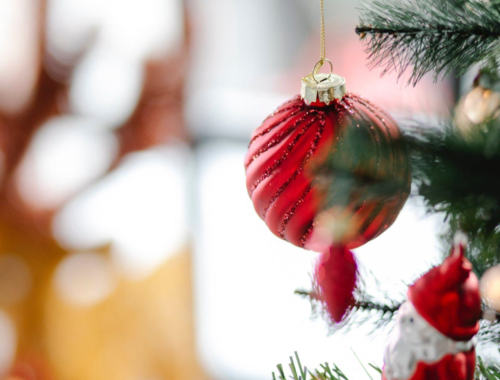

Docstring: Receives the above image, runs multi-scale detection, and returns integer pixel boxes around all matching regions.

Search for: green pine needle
[272,352,379,380]
[477,355,500,379]
[404,122,500,276]
[274,352,500,380]
[356,0,500,85]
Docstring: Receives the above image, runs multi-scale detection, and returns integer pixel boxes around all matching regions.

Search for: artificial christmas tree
[260,0,500,379]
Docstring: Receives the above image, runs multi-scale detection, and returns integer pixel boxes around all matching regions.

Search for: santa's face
[383,302,475,380]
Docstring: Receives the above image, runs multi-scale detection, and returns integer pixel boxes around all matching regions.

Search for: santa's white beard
[383,301,475,380]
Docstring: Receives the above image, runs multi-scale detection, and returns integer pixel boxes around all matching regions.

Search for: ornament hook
[301,0,346,104]
[312,59,333,83]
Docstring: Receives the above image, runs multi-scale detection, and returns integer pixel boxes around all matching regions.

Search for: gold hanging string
[320,0,326,64]
[313,0,332,83]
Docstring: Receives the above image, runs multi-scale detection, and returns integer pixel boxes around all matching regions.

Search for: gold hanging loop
[311,0,332,83]
[312,58,333,83]
[301,0,346,105]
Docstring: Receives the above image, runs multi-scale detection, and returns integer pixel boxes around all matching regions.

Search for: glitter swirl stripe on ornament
[244,72,411,251]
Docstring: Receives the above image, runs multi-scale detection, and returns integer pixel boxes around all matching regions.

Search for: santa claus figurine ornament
[383,237,482,380]
[244,0,410,322]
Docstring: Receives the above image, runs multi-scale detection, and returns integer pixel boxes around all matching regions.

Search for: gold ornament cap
[301,60,346,106]
[303,1,345,106]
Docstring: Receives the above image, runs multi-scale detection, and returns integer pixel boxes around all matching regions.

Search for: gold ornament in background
[480,265,500,312]
[464,87,500,124]
[455,86,500,135]
[455,68,500,136]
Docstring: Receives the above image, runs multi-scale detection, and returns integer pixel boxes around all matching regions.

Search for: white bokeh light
[46,0,183,68]
[70,48,144,128]
[0,0,38,115]
[51,0,185,128]
[46,0,104,67]
[99,0,184,61]
[0,310,16,375]
[54,251,116,307]
[16,115,118,210]
[53,146,190,280]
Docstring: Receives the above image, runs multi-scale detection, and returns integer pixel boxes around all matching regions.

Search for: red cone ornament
[315,245,358,323]
[245,71,410,251]
[383,238,482,380]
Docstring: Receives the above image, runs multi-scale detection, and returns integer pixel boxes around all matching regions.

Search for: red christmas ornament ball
[244,92,410,250]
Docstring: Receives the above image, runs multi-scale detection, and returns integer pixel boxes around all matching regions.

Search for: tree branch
[356,0,500,85]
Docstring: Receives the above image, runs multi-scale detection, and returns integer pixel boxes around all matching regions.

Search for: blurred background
[0,1,458,379]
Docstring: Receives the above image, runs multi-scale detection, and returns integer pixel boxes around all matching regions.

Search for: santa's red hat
[408,238,482,341]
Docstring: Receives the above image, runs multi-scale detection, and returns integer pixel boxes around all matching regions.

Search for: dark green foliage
[356,0,500,85]
[319,116,500,276]
[405,122,500,276]
[312,112,409,211]
[297,115,500,341]
[313,106,500,275]
[478,320,500,347]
